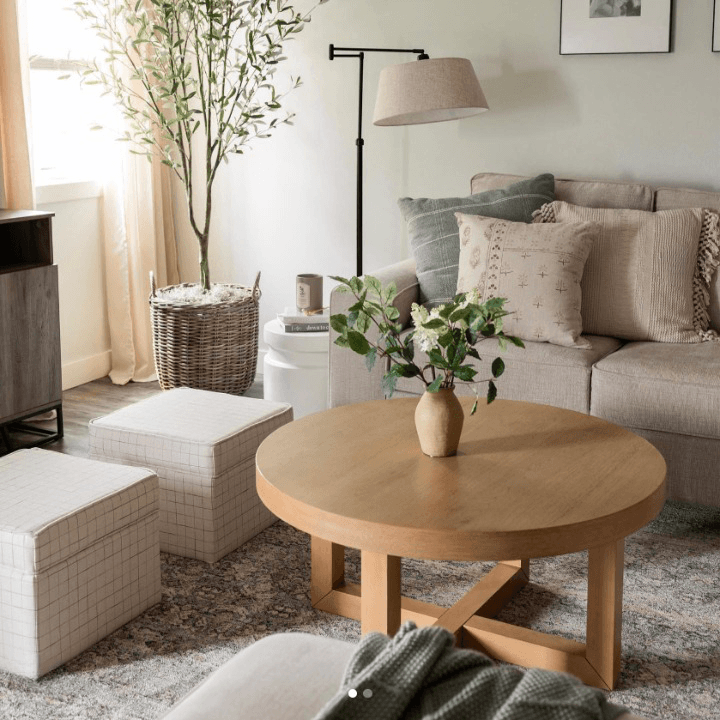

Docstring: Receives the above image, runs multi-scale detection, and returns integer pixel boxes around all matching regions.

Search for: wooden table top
[256,398,666,561]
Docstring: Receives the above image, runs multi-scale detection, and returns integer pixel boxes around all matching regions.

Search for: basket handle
[149,271,157,298]
[252,271,261,303]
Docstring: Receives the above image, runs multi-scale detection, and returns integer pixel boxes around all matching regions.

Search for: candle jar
[296,274,323,313]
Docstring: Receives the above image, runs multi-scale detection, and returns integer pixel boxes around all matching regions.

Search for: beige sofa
[329,173,720,507]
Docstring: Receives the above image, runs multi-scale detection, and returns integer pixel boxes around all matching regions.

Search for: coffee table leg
[310,536,345,605]
[586,538,624,689]
[361,550,401,636]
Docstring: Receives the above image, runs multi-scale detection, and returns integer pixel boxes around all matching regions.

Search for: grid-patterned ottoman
[89,388,293,563]
[0,448,161,679]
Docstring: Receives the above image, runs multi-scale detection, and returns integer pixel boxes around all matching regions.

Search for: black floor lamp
[329,44,489,277]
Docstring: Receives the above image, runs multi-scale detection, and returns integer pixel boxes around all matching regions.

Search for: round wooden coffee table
[256,397,666,690]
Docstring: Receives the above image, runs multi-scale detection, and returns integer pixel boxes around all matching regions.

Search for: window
[26,0,114,186]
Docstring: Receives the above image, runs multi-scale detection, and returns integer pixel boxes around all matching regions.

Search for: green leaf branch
[330,276,525,414]
[74,0,323,291]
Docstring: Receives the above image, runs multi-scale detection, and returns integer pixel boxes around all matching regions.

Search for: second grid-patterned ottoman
[0,448,161,678]
[89,388,293,563]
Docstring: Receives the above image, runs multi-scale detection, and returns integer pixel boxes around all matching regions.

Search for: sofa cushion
[394,333,622,414]
[655,186,720,333]
[471,172,653,210]
[591,341,720,440]
[534,202,720,343]
[455,212,598,348]
[398,174,554,308]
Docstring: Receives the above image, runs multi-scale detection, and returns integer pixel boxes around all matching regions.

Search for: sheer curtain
[103,144,180,384]
[97,20,181,384]
[18,0,181,384]
[0,0,34,210]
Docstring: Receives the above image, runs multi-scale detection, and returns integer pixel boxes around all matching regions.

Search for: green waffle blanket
[314,622,629,720]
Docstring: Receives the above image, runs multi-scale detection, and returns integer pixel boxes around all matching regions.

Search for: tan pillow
[455,212,599,348]
[533,201,720,343]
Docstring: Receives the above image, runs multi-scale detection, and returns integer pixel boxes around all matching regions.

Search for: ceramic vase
[414,387,464,457]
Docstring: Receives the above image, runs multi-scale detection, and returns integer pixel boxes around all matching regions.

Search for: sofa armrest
[329,258,419,408]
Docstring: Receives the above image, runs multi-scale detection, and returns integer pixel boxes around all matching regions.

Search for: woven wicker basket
[149,272,261,396]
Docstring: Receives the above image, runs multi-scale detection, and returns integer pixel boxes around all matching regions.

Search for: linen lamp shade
[373,57,488,126]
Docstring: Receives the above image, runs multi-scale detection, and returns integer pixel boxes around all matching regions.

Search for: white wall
[174,0,720,349]
[37,189,111,389]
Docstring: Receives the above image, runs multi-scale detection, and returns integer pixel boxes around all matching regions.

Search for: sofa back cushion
[534,201,719,343]
[471,172,653,210]
[398,174,554,308]
[655,187,720,332]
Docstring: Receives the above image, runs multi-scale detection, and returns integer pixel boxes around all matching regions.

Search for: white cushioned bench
[89,388,293,563]
[0,449,161,679]
[161,633,650,720]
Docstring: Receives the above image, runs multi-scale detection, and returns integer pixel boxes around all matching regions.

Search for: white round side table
[263,318,329,419]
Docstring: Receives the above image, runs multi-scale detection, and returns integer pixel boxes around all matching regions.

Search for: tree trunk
[199,238,210,292]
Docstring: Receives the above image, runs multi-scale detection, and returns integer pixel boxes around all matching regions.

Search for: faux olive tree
[75,0,319,291]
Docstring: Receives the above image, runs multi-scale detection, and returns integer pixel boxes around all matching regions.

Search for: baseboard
[62,350,112,390]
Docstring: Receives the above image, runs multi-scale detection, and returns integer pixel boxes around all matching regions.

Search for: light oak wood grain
[310,537,345,605]
[257,398,666,561]
[360,551,401,635]
[463,615,609,689]
[314,583,445,627]
[257,397,666,690]
[433,562,528,638]
[586,539,624,687]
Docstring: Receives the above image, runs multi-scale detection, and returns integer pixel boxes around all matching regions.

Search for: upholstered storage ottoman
[88,388,293,563]
[0,448,161,679]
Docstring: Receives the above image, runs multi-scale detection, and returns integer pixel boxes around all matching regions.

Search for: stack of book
[277,307,329,333]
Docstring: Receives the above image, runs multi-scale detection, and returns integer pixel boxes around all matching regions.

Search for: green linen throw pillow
[398,173,555,307]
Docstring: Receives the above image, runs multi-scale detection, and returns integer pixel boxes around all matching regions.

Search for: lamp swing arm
[329,44,429,277]
[329,44,429,60]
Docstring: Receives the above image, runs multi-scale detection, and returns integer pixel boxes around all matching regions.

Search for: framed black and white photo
[714,0,720,51]
[560,0,672,55]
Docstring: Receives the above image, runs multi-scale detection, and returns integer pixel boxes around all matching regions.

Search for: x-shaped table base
[310,536,623,690]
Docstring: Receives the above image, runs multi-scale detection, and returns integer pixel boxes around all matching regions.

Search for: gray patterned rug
[1,500,718,720]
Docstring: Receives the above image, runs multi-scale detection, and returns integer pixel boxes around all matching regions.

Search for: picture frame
[714,0,720,51]
[560,0,673,55]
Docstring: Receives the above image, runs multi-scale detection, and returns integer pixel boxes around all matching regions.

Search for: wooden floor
[2,376,264,458]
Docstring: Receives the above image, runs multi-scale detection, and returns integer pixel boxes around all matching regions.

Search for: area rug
[0,500,718,719]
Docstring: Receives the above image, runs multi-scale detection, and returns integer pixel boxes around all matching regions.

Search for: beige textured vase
[414,387,465,457]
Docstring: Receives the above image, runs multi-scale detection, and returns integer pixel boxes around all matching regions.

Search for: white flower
[412,303,444,353]
[458,288,481,309]
[409,303,429,327]
[415,329,441,353]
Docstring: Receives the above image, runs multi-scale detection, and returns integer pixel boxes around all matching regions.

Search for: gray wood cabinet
[0,210,63,452]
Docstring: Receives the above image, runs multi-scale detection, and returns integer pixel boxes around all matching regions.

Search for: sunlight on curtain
[0,0,34,210]
[103,146,179,384]
[25,0,180,384]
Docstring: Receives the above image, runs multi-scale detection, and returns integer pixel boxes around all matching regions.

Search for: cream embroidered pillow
[455,212,599,348]
[533,202,720,343]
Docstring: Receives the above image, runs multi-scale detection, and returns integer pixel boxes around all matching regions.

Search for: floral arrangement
[330,275,524,414]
